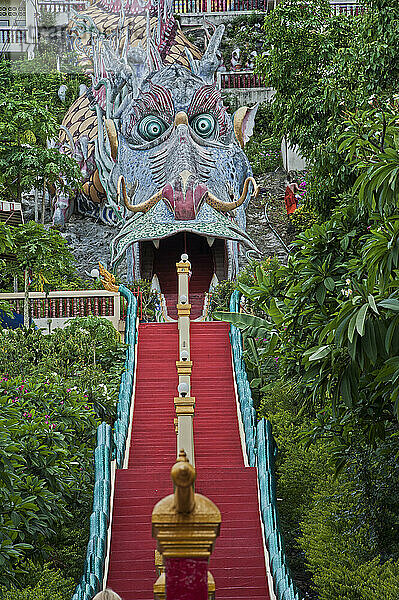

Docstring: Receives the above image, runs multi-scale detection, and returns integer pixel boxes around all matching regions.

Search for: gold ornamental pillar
[152,451,221,600]
[176,254,191,377]
[175,255,195,466]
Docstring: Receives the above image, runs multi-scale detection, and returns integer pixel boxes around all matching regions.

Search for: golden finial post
[152,452,221,600]
[171,450,196,514]
[98,263,119,292]
[175,255,195,466]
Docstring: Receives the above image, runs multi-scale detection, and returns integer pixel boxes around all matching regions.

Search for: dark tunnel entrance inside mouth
[140,232,227,319]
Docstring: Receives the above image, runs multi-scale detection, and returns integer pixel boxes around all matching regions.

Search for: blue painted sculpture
[57,0,259,287]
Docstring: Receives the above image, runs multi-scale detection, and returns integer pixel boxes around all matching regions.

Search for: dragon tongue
[162,181,208,220]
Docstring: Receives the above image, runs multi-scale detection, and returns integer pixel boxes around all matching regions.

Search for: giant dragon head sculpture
[59,15,259,282]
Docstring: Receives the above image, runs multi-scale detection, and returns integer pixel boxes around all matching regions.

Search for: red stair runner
[107,322,270,600]
[192,322,269,599]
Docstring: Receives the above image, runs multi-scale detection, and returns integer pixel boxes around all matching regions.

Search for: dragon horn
[117,176,163,213]
[206,177,259,212]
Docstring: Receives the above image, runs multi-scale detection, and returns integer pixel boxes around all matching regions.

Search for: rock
[241,168,292,268]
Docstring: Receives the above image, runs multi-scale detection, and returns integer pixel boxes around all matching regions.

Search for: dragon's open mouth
[140,232,222,320]
[109,192,259,319]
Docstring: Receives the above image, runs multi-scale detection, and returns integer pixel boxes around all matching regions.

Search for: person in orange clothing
[284,175,300,215]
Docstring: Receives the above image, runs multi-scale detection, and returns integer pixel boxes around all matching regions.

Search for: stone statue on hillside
[55,0,259,281]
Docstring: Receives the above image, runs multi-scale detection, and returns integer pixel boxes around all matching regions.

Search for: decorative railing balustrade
[0,27,27,44]
[330,2,364,15]
[217,70,265,89]
[0,287,150,331]
[173,0,269,12]
[229,289,300,600]
[173,0,362,14]
[31,0,363,19]
[0,290,121,332]
[38,0,89,12]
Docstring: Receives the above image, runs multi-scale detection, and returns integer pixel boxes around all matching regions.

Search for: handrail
[229,290,257,466]
[71,285,138,600]
[71,426,113,599]
[114,285,138,468]
[257,419,300,600]
[228,289,301,600]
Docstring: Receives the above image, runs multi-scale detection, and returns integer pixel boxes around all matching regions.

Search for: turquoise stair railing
[113,285,138,468]
[71,286,138,600]
[229,290,257,467]
[229,289,301,600]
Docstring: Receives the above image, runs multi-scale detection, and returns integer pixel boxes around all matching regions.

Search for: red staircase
[192,322,269,599]
[107,323,177,598]
[106,321,270,600]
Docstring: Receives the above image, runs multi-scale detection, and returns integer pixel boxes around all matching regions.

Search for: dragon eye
[190,114,216,138]
[138,115,168,141]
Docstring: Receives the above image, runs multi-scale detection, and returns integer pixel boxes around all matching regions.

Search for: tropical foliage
[256,0,399,215]
[0,61,84,208]
[216,18,399,597]
[3,222,76,290]
[0,318,125,589]
[259,380,399,599]
[0,94,81,206]
[217,100,399,454]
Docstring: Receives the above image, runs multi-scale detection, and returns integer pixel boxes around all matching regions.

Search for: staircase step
[106,321,270,600]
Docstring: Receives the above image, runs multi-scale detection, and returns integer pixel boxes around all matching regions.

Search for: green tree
[0,94,81,217]
[256,0,399,215]
[215,102,399,456]
[5,223,75,326]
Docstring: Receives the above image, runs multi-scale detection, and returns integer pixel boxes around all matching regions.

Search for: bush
[245,136,282,175]
[258,379,399,598]
[0,317,125,584]
[209,280,236,317]
[300,481,399,600]
[0,372,98,584]
[289,206,320,232]
[0,317,125,421]
[259,380,333,594]
[47,525,89,582]
[0,564,75,600]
